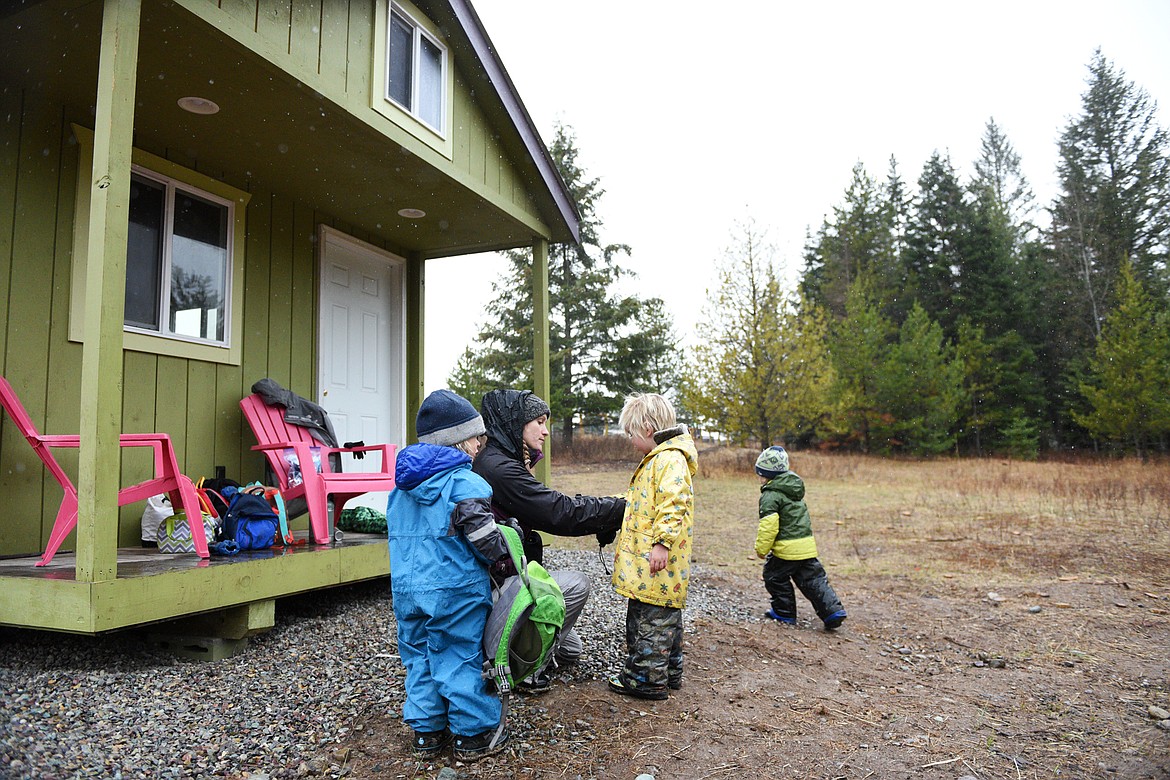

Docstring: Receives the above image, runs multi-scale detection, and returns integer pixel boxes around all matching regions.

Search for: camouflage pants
[622,599,683,689]
[763,555,843,621]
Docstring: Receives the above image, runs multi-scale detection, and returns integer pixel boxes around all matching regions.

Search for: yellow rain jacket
[612,428,698,609]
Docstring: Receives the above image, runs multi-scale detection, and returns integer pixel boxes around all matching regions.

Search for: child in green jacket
[753,446,846,630]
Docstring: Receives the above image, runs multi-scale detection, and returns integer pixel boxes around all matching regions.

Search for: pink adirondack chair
[0,376,208,566]
[239,393,396,544]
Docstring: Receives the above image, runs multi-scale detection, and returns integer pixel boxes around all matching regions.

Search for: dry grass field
[340,440,1170,779]
[553,444,1170,588]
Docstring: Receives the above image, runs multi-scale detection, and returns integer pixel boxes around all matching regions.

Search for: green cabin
[0,0,573,639]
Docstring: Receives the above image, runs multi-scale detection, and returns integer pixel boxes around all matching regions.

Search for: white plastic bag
[141,494,173,543]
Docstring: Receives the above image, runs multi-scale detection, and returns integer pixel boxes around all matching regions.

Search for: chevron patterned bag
[155,493,220,554]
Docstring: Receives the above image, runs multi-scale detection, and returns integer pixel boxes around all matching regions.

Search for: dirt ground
[327,567,1170,780]
[316,455,1170,779]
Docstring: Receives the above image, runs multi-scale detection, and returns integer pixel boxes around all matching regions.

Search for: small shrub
[1001,415,1040,460]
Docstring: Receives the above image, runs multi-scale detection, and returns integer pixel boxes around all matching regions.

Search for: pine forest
[453,51,1170,459]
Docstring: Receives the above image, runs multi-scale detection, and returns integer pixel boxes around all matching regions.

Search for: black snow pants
[763,555,843,621]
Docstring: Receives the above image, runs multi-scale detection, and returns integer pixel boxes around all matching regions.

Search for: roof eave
[448,0,580,246]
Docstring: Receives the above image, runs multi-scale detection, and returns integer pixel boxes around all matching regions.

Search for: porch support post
[77,0,141,582]
[404,253,425,442]
[532,237,551,484]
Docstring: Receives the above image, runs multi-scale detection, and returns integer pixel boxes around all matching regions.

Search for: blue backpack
[220,486,281,551]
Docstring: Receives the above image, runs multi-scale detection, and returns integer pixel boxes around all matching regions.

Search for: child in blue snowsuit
[387,389,511,761]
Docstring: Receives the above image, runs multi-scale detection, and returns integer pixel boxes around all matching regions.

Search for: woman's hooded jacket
[472,389,625,564]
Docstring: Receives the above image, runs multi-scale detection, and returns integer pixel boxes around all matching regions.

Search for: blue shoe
[823,610,847,630]
[765,609,796,625]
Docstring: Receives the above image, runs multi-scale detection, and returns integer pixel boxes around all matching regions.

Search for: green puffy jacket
[754,472,818,561]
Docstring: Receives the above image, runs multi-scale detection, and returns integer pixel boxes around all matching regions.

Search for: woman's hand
[649,543,669,573]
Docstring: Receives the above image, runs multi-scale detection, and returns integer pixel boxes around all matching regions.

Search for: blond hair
[619,392,676,436]
[453,436,481,458]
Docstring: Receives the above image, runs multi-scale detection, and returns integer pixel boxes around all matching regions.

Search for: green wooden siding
[0,0,549,559]
[176,0,541,226]
[0,90,75,557]
[0,90,418,556]
[0,541,390,633]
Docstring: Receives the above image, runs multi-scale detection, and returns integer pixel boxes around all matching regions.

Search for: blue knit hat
[416,389,485,447]
[754,446,790,479]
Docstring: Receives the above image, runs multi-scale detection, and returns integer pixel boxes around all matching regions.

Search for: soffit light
[398,208,426,219]
[177,96,220,115]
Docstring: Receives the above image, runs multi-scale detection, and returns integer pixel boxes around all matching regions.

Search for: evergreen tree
[954,321,1044,455]
[874,303,965,455]
[1051,50,1170,346]
[448,346,497,408]
[1074,260,1170,456]
[595,297,682,416]
[463,250,538,391]
[961,192,1018,337]
[1001,238,1067,450]
[964,119,1039,338]
[903,152,972,336]
[885,156,911,281]
[825,277,893,452]
[972,118,1037,247]
[801,163,901,319]
[450,124,669,441]
[954,321,997,455]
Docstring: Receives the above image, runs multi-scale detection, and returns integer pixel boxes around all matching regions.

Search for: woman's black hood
[480,389,548,461]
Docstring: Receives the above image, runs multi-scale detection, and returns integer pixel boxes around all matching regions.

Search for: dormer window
[387,4,446,134]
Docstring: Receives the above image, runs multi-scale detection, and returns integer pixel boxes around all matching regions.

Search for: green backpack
[482,524,566,693]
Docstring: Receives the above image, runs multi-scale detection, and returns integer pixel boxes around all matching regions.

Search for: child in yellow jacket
[608,393,698,701]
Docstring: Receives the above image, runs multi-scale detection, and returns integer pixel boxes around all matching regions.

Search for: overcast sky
[424,0,1170,392]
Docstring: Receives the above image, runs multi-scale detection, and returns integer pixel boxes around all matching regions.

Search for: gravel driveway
[0,547,757,779]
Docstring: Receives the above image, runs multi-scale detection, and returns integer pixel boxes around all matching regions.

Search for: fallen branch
[919,756,963,768]
[827,706,881,727]
[695,763,742,780]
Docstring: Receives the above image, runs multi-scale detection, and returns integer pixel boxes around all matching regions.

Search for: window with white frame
[386,4,446,133]
[125,168,232,346]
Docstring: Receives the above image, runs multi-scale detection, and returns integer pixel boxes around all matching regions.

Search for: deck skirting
[0,535,389,634]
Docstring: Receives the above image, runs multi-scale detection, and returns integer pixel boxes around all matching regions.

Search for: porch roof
[0,0,578,258]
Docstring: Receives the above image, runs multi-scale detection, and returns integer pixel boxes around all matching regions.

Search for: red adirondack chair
[239,393,396,544]
[0,376,208,566]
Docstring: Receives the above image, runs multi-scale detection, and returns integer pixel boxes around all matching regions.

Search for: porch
[0,0,573,644]
[0,531,389,636]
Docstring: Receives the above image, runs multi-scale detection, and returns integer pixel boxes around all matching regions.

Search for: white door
[317,227,406,509]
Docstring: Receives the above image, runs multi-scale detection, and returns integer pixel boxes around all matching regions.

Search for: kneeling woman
[473,389,625,687]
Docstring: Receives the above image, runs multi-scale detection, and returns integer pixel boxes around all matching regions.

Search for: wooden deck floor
[0,531,382,579]
[0,532,390,634]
